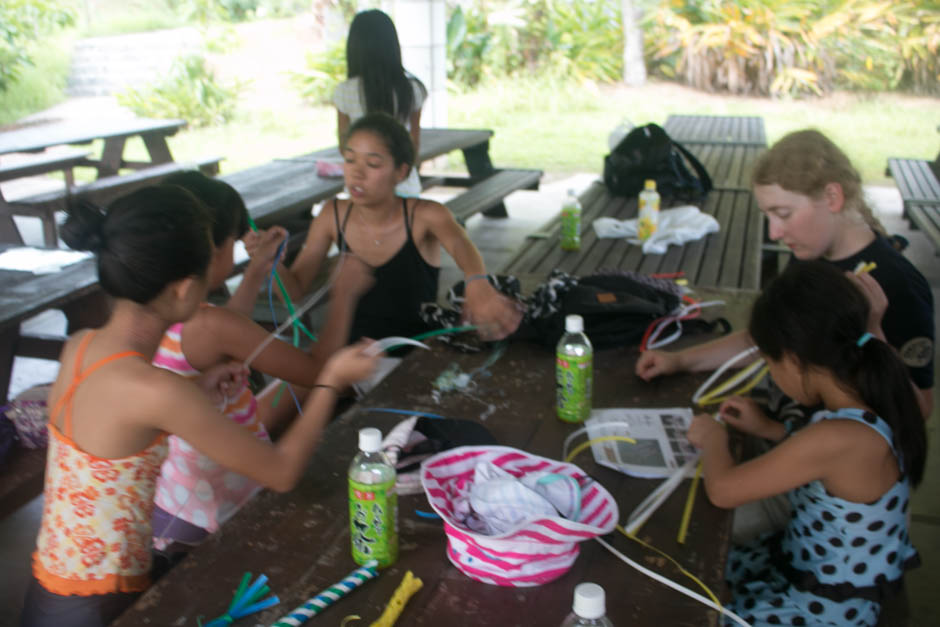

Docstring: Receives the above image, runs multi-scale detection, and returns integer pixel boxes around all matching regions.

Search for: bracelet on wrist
[312,383,338,394]
[465,273,489,285]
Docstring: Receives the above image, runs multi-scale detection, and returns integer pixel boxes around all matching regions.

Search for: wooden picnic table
[503,115,767,289]
[0,116,186,178]
[502,180,764,291]
[229,127,508,229]
[0,247,108,404]
[664,115,767,147]
[115,286,755,626]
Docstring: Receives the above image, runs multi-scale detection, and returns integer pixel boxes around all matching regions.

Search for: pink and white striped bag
[421,446,619,587]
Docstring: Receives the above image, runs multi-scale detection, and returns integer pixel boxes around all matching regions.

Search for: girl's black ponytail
[750,261,926,487]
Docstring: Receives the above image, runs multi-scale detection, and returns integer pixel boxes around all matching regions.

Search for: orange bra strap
[49,332,145,438]
[48,331,97,432]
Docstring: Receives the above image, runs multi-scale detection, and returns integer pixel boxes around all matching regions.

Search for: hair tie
[856,332,874,347]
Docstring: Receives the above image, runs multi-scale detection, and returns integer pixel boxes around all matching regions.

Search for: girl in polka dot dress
[687,261,926,626]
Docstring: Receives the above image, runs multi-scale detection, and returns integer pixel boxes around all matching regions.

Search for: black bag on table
[603,123,713,202]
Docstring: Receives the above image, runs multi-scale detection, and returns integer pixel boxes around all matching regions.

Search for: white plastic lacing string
[691,345,767,406]
[646,300,726,351]
[595,535,752,627]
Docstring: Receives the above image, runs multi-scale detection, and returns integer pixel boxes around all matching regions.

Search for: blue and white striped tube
[270,560,379,627]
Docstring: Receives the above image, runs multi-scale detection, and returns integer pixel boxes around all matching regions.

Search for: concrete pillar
[381,0,447,127]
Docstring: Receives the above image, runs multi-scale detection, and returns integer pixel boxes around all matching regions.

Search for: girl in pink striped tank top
[149,172,374,556]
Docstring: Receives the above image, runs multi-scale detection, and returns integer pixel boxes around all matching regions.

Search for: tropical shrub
[117,54,243,127]
[446,0,623,88]
[644,0,940,97]
[289,40,346,104]
[0,0,76,93]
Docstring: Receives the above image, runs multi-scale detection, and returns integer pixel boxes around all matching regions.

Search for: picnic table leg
[0,328,16,403]
[462,140,508,219]
[141,134,175,166]
[98,137,128,178]
[0,196,25,245]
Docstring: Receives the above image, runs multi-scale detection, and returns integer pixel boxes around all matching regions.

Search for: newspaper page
[585,407,698,478]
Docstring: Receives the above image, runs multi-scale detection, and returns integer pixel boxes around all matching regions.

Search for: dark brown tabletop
[115,287,757,627]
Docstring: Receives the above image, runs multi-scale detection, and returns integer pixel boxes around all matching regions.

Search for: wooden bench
[0,447,47,520]
[886,157,940,255]
[0,149,89,246]
[443,168,542,225]
[4,156,222,247]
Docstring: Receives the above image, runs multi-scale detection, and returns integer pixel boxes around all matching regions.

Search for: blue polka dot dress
[725,408,919,626]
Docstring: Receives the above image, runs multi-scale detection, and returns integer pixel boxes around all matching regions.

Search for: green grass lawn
[149,76,936,186]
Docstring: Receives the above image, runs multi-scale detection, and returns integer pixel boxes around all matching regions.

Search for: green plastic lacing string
[245,214,316,344]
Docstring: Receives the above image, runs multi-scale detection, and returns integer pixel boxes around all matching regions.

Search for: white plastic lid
[573,582,606,619]
[358,427,382,453]
[565,314,584,334]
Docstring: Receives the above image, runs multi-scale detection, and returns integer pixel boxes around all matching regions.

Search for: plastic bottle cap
[644,179,656,190]
[358,427,382,453]
[565,314,584,334]
[572,582,606,619]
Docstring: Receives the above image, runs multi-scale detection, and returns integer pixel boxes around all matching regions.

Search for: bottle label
[638,192,660,242]
[560,206,580,251]
[349,477,398,567]
[556,352,593,422]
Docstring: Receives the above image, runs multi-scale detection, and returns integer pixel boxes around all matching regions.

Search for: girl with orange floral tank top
[20,186,378,627]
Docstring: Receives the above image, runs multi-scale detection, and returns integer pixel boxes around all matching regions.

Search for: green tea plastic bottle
[560,189,582,251]
[559,583,614,626]
[556,314,593,423]
[637,179,660,242]
[348,427,398,568]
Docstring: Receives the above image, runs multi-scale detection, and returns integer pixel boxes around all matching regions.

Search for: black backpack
[603,123,713,202]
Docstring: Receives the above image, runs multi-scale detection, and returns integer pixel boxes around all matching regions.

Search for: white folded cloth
[592,205,720,254]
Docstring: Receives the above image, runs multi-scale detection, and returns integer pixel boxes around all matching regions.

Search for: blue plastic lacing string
[266,239,304,415]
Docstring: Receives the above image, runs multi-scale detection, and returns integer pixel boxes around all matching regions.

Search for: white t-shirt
[333,76,427,197]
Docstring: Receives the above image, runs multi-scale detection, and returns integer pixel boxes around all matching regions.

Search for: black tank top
[334,198,440,342]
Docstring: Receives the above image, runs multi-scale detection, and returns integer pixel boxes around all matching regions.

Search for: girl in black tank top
[334,197,439,341]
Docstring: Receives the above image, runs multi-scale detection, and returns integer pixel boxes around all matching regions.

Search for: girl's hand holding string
[318,338,382,392]
[845,270,888,341]
[243,226,289,275]
[717,397,786,442]
[686,413,728,451]
[635,349,681,381]
[196,361,251,408]
[462,279,523,341]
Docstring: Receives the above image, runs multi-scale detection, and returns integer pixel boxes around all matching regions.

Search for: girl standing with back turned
[333,8,427,197]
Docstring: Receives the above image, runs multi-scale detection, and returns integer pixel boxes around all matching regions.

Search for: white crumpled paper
[592,205,720,254]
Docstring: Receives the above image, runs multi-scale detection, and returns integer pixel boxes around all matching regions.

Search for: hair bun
[60,199,108,252]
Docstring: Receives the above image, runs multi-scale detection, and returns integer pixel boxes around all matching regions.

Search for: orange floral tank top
[32,332,168,596]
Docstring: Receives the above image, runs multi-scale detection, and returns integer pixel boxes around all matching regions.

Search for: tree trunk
[621,0,646,86]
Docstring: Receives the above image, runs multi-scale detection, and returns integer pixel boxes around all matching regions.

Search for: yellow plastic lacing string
[565,437,725,616]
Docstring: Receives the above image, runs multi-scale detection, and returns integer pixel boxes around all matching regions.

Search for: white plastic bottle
[556,314,593,423]
[637,179,660,242]
[560,189,582,251]
[560,583,614,626]
[348,427,398,568]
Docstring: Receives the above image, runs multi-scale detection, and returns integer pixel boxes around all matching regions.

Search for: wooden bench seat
[443,168,542,225]
[4,156,222,247]
[886,157,940,255]
[0,447,47,520]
